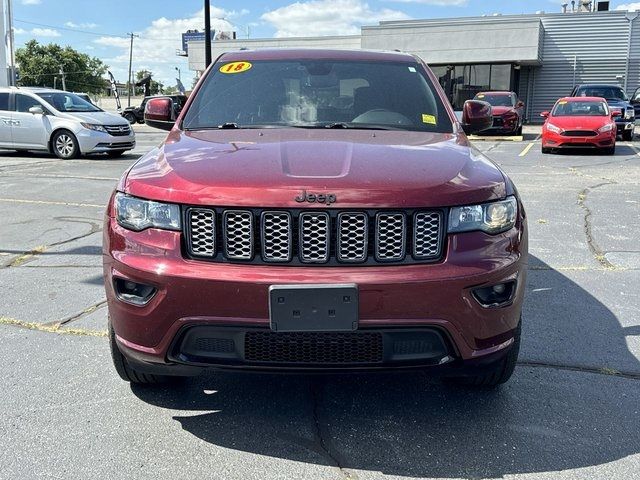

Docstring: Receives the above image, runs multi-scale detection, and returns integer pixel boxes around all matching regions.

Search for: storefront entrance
[430,64,519,110]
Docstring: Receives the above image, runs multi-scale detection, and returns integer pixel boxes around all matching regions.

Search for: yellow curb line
[0,317,107,337]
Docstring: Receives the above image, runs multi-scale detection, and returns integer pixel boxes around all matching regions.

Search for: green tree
[134,70,164,95]
[15,40,108,94]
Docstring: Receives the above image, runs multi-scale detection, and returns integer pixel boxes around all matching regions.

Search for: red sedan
[541,97,618,154]
[473,91,524,135]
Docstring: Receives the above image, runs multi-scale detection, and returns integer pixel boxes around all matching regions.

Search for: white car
[0,87,135,159]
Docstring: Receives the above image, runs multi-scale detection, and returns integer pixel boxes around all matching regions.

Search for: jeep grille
[184,207,444,266]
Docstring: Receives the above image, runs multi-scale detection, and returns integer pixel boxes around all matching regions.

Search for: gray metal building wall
[527,11,640,122]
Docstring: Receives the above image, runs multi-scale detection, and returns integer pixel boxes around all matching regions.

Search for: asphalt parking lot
[1,125,639,479]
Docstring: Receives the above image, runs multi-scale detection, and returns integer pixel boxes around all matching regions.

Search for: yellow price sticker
[558,100,568,104]
[219,61,252,74]
[421,114,437,125]
[477,94,485,98]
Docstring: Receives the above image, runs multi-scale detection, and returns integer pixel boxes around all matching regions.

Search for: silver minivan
[0,87,135,159]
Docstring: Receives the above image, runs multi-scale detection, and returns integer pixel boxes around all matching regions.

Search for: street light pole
[127,32,139,107]
[204,0,212,69]
[175,67,181,81]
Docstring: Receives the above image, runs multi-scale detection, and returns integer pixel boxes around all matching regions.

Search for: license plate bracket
[269,284,358,332]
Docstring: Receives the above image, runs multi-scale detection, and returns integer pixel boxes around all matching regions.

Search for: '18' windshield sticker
[476,94,485,99]
[219,62,252,74]
[422,114,437,125]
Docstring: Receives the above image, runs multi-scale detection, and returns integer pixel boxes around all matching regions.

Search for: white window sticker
[408,67,416,73]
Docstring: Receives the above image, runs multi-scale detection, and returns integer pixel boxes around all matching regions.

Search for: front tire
[443,319,521,388]
[123,112,137,124]
[109,323,170,384]
[603,146,616,155]
[622,130,633,141]
[51,130,80,159]
[106,150,126,158]
[541,146,551,154]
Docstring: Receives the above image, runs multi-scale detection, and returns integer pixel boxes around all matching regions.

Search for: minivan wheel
[52,130,80,159]
[443,319,521,388]
[109,323,170,384]
[106,150,125,158]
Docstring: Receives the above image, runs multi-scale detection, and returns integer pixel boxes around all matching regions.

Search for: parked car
[570,84,635,141]
[473,91,524,135]
[105,49,527,388]
[541,96,618,154]
[0,87,135,158]
[630,86,640,118]
[122,94,187,124]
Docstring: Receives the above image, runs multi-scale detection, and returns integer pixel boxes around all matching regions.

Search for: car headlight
[115,193,181,231]
[80,123,107,133]
[546,123,562,134]
[598,123,614,133]
[624,109,635,120]
[448,196,517,234]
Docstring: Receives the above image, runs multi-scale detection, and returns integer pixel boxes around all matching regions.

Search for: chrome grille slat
[104,124,132,136]
[185,208,443,265]
[299,212,330,263]
[414,212,442,259]
[223,210,254,260]
[375,213,406,261]
[262,211,292,262]
[337,212,368,262]
[187,208,216,257]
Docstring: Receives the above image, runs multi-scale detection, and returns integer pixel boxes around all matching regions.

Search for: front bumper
[542,129,615,148]
[77,129,136,154]
[104,210,528,373]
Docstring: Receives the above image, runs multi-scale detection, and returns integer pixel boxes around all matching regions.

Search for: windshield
[474,93,514,107]
[36,92,101,112]
[552,100,609,116]
[575,86,628,102]
[183,59,453,132]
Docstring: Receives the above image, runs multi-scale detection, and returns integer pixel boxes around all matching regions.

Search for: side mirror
[516,100,525,108]
[540,111,550,118]
[29,105,44,115]
[461,100,492,135]
[611,111,621,118]
[144,97,175,131]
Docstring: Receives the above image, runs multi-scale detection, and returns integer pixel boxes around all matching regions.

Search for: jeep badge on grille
[295,190,336,205]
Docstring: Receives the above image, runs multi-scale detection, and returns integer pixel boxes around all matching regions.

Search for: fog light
[114,278,157,306]
[472,281,516,308]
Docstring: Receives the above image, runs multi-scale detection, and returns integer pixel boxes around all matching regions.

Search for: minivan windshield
[35,92,101,112]
[552,100,609,116]
[575,86,628,102]
[183,59,453,132]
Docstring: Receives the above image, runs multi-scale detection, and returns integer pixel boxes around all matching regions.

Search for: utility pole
[204,0,212,69]
[175,66,181,81]
[6,0,16,85]
[127,32,139,107]
[58,66,66,91]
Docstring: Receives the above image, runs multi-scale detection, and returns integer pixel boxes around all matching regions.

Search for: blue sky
[11,0,640,87]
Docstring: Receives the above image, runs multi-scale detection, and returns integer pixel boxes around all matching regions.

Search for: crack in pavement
[517,361,640,380]
[54,300,108,326]
[576,181,618,270]
[1,217,102,268]
[310,380,357,480]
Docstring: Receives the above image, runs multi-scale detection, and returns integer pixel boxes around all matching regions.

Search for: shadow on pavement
[131,256,639,478]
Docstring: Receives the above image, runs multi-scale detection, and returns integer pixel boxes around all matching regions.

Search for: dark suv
[570,84,635,140]
[104,49,527,388]
[122,94,187,124]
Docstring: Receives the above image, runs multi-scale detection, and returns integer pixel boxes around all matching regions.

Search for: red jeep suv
[104,49,528,388]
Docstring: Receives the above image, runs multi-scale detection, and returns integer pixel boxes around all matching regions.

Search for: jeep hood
[124,129,507,208]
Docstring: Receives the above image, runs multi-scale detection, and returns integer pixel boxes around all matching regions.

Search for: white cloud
[21,0,41,5]
[65,21,98,29]
[262,0,410,37]
[94,8,240,86]
[616,2,640,10]
[388,0,466,4]
[30,28,61,37]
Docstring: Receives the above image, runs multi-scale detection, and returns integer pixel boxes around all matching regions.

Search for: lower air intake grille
[244,331,384,364]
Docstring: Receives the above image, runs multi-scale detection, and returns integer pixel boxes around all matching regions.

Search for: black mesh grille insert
[244,331,383,364]
[194,337,235,353]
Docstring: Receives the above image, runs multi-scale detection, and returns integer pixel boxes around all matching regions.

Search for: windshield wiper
[218,122,240,129]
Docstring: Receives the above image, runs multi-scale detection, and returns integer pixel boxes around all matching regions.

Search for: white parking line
[0,198,104,208]
[626,142,640,156]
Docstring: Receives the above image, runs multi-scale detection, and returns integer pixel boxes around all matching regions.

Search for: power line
[14,19,127,38]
